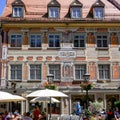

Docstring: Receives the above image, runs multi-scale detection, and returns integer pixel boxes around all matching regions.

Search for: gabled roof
[70,0,83,7]
[93,0,105,7]
[48,0,60,7]
[12,0,25,6]
[1,0,120,21]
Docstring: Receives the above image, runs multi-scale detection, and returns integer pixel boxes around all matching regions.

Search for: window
[13,7,23,17]
[75,64,86,80]
[71,7,81,18]
[49,7,59,18]
[10,34,22,47]
[11,65,22,80]
[74,34,85,47]
[49,64,61,80]
[30,64,41,80]
[94,7,104,19]
[98,64,110,80]
[97,34,108,48]
[30,34,42,48]
[70,0,82,19]
[48,34,60,48]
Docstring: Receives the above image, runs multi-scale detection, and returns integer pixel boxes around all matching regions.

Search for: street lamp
[47,74,54,120]
[83,73,90,110]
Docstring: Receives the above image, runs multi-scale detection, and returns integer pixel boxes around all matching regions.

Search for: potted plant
[84,109,91,118]
[44,82,58,90]
[80,81,94,91]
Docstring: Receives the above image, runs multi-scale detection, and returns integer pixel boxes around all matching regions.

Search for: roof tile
[1,0,120,20]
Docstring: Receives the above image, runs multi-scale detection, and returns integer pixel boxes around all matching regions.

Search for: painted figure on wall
[88,32,95,46]
[65,64,70,77]
[23,32,28,45]
[110,33,118,46]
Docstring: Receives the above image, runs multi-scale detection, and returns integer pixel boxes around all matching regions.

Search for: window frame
[10,34,22,48]
[10,64,22,81]
[73,33,85,48]
[74,64,86,80]
[48,33,61,48]
[29,64,42,80]
[98,64,110,80]
[94,7,104,19]
[96,33,108,49]
[12,7,24,17]
[29,34,42,48]
[49,64,61,81]
[48,7,60,18]
[71,7,81,19]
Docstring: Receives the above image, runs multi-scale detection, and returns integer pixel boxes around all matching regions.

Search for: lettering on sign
[58,51,76,58]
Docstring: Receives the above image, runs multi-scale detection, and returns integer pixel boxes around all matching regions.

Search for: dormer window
[93,0,105,19]
[49,7,59,18]
[48,0,60,18]
[71,7,81,18]
[12,0,25,18]
[70,0,83,19]
[13,7,23,17]
[94,7,104,18]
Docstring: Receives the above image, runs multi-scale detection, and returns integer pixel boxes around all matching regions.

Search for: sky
[0,0,6,16]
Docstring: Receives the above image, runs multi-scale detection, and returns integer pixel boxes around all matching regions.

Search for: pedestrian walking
[114,107,120,120]
[75,102,81,115]
[106,109,114,120]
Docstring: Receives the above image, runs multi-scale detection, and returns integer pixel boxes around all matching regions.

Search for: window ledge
[71,18,82,19]
[8,48,22,50]
[47,47,60,50]
[94,18,104,20]
[9,80,22,82]
[73,47,86,50]
[96,47,109,50]
[12,16,23,18]
[97,80,111,83]
[27,80,41,82]
[48,17,60,19]
[28,48,42,50]
[53,80,61,82]
[73,79,83,81]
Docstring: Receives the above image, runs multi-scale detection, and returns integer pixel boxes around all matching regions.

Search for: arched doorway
[72,94,94,112]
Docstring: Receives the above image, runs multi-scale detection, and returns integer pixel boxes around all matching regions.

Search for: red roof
[1,0,120,21]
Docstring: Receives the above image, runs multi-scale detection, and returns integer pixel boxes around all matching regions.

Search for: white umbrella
[30,97,60,103]
[0,91,13,102]
[27,89,68,120]
[0,91,26,102]
[0,91,13,96]
[26,89,68,98]
[10,95,26,101]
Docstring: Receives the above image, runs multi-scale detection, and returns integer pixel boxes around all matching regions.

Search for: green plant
[114,101,120,109]
[84,109,91,117]
[90,101,103,113]
[45,84,57,90]
[80,82,94,91]
[44,82,58,90]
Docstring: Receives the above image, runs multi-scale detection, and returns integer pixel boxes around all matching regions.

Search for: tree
[114,101,120,110]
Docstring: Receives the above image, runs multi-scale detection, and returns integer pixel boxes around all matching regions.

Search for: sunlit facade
[0,0,120,114]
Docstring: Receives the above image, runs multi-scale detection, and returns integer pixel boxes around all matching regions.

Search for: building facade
[0,0,120,114]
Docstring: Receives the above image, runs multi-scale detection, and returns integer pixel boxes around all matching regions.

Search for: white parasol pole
[49,97,52,120]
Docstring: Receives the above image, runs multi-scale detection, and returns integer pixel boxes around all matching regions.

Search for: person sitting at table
[39,108,46,120]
